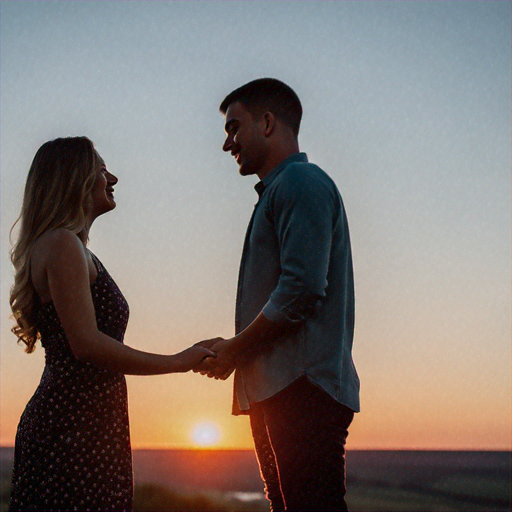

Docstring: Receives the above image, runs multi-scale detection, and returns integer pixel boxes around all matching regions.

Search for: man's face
[222,101,268,177]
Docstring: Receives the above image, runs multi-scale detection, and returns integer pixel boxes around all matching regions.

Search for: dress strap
[88,251,104,275]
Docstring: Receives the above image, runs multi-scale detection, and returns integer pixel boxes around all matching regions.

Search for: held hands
[192,314,280,379]
[173,343,217,373]
[193,337,237,380]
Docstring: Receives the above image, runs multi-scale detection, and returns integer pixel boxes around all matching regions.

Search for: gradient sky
[1,0,510,450]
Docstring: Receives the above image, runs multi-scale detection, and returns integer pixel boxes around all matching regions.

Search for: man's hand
[194,338,237,380]
[194,337,224,350]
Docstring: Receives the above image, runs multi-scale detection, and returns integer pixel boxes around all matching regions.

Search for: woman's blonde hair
[10,136,100,353]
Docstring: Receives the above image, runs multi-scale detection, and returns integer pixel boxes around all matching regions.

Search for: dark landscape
[1,447,510,511]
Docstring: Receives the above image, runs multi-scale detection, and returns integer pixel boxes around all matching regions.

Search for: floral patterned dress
[9,253,133,512]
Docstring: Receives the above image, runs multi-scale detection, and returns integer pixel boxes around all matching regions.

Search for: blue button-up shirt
[233,153,360,414]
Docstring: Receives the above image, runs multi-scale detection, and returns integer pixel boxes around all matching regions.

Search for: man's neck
[257,144,300,181]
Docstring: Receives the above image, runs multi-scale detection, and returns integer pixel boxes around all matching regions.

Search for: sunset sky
[1,1,510,451]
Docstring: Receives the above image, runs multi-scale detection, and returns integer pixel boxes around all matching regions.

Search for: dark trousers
[249,376,354,512]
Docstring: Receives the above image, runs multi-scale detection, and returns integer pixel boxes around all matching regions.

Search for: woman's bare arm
[35,229,214,375]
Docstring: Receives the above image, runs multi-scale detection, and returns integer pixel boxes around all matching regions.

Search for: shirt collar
[254,152,308,197]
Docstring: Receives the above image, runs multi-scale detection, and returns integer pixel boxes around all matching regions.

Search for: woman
[8,137,215,512]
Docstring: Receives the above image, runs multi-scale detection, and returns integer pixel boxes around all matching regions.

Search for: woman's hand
[194,337,224,350]
[173,345,216,373]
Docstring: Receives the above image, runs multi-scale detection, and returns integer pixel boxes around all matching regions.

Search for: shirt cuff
[262,294,322,324]
[261,299,290,324]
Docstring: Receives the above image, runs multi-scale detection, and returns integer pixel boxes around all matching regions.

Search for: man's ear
[262,111,276,137]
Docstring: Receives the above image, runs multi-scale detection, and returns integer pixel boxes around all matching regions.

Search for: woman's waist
[41,354,125,383]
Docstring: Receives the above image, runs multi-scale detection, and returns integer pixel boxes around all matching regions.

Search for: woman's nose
[107,171,118,184]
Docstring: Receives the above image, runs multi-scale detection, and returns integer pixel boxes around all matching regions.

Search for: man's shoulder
[283,158,323,175]
[274,159,336,192]
[263,162,340,214]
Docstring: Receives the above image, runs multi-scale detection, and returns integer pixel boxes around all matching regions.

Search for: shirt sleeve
[262,165,338,324]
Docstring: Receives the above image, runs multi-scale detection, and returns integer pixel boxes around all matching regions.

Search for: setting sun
[191,422,221,447]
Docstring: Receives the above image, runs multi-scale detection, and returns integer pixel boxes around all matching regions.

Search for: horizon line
[1,445,510,453]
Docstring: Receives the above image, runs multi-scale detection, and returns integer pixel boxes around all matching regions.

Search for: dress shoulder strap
[88,251,105,275]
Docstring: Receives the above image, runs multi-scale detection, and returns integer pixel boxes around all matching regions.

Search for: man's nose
[222,136,232,153]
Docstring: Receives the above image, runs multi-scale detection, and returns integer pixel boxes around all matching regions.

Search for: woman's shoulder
[30,230,89,303]
[32,229,86,265]
[34,228,81,248]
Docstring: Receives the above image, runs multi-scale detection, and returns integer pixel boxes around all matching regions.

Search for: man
[196,78,360,511]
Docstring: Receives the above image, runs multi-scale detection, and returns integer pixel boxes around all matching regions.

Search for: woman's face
[90,154,118,218]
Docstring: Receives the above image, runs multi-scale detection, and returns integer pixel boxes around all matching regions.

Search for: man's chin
[238,164,258,177]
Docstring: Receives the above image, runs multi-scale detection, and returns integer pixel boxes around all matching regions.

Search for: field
[1,448,510,511]
[345,450,511,511]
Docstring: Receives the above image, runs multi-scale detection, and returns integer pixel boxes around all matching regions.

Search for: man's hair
[219,78,302,138]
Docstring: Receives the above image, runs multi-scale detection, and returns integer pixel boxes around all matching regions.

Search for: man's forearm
[229,312,297,362]
[194,312,298,379]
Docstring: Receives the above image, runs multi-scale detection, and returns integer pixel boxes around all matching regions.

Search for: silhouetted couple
[9,78,359,512]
